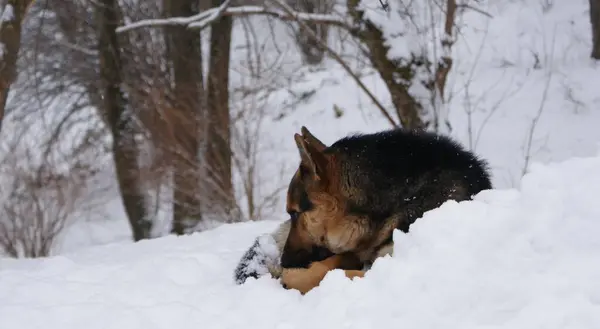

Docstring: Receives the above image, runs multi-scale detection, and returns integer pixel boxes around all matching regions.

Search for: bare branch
[54,37,98,57]
[456,3,493,19]
[116,5,351,34]
[522,26,557,177]
[268,0,398,127]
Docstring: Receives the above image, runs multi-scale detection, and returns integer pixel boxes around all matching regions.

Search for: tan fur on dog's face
[280,127,369,269]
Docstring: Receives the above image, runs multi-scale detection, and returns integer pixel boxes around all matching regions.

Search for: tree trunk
[347,0,425,131]
[0,0,34,132]
[95,0,150,241]
[205,0,234,218]
[165,0,205,235]
[591,0,600,59]
[287,0,332,65]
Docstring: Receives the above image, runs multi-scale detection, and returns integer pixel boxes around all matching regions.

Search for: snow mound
[3,155,600,329]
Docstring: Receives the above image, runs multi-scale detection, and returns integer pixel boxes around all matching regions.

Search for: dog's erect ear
[294,132,328,181]
[300,126,326,152]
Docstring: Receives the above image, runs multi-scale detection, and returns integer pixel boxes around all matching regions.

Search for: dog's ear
[300,126,326,152]
[294,131,328,181]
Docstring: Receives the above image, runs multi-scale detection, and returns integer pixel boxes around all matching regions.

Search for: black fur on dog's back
[328,128,492,233]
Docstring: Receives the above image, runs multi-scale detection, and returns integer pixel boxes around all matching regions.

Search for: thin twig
[268,0,398,127]
[456,3,492,18]
[521,26,557,177]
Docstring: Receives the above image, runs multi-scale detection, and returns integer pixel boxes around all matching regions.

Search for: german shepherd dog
[234,127,492,294]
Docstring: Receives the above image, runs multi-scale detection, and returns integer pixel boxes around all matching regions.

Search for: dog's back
[331,129,492,232]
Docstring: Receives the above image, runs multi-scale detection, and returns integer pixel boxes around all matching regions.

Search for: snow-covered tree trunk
[95,0,151,241]
[347,0,425,131]
[348,0,460,133]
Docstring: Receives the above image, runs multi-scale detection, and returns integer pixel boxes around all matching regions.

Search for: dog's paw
[280,268,320,294]
[280,262,330,294]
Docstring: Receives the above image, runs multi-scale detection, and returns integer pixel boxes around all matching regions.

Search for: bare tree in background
[163,0,205,234]
[229,28,291,221]
[117,0,472,132]
[147,0,236,226]
[286,0,334,65]
[0,170,78,257]
[0,0,34,131]
[0,1,117,255]
[11,1,166,241]
[591,0,600,59]
[3,0,241,240]
[205,0,235,219]
[119,8,299,225]
[0,98,104,258]
[346,0,424,130]
[0,160,89,258]
[346,0,461,132]
[94,0,150,241]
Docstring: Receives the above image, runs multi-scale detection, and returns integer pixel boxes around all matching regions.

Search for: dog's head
[280,127,364,269]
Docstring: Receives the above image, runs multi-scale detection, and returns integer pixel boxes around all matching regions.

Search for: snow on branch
[116,2,351,34]
[189,6,349,29]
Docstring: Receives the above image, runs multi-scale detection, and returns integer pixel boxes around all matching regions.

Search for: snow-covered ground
[2,0,600,327]
[2,152,600,329]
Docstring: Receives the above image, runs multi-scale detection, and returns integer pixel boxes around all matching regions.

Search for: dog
[235,127,492,294]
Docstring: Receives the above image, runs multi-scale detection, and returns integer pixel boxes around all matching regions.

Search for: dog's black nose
[282,283,289,289]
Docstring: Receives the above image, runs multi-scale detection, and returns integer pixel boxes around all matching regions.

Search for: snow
[3,0,600,324]
[1,0,600,326]
[2,153,600,328]
[1,4,14,22]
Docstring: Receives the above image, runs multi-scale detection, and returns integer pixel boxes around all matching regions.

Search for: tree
[205,0,235,219]
[94,0,150,241]
[117,0,469,133]
[286,0,333,65]
[591,0,600,59]
[346,0,425,130]
[164,0,205,234]
[0,0,34,131]
[346,0,462,132]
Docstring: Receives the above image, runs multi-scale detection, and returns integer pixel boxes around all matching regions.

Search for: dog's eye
[289,211,299,221]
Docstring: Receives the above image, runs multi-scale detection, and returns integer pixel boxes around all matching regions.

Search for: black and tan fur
[235,126,492,294]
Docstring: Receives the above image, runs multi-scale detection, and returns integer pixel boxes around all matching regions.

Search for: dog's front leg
[280,254,365,294]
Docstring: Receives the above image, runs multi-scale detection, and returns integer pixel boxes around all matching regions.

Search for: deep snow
[2,153,600,329]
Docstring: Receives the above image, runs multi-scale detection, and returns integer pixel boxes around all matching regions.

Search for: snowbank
[2,153,600,329]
